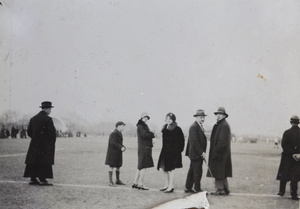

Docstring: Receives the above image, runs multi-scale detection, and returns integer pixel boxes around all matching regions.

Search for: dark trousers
[291,180,299,197]
[185,160,203,192]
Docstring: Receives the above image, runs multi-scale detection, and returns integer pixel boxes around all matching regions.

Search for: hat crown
[193,109,207,117]
[290,115,300,123]
[40,101,53,108]
[214,107,228,117]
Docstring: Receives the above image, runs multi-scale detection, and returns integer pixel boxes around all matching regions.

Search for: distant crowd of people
[22,101,300,201]
[0,126,27,139]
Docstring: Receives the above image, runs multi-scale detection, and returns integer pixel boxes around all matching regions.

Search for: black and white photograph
[1,1,300,208]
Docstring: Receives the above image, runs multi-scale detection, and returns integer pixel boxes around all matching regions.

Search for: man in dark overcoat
[184,109,207,193]
[105,121,126,187]
[276,115,300,200]
[207,107,232,195]
[23,101,56,185]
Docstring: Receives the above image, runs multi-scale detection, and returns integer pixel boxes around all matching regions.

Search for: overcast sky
[1,0,300,136]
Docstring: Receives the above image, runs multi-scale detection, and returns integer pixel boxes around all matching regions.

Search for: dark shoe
[138,185,149,190]
[39,181,53,186]
[195,189,203,193]
[184,188,196,193]
[109,182,116,187]
[29,180,40,185]
[159,187,168,191]
[132,184,138,189]
[115,180,126,185]
[277,192,284,196]
[291,196,299,200]
[164,188,174,193]
[225,189,230,195]
[210,189,226,195]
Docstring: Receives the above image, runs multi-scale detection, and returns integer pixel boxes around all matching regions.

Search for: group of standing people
[104,107,233,195]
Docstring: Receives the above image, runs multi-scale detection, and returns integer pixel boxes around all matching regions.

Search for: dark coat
[137,119,155,169]
[157,123,185,171]
[25,111,56,165]
[276,125,300,181]
[105,129,125,167]
[185,121,207,160]
[207,118,232,179]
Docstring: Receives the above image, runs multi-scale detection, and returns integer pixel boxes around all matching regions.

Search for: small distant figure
[20,127,27,139]
[11,126,19,139]
[276,115,300,200]
[0,126,5,138]
[274,137,279,149]
[105,121,126,187]
[23,101,56,186]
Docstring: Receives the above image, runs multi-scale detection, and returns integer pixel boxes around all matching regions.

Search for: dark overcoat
[207,118,232,179]
[185,121,207,160]
[137,119,155,170]
[25,111,56,165]
[105,129,125,167]
[157,123,185,171]
[276,125,300,181]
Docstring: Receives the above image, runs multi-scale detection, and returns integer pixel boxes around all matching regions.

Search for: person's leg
[290,180,299,200]
[138,168,149,190]
[278,180,287,196]
[132,169,140,188]
[192,160,203,192]
[185,161,194,192]
[211,179,226,195]
[108,167,116,187]
[115,167,125,185]
[160,170,169,191]
[165,171,174,192]
[223,178,230,195]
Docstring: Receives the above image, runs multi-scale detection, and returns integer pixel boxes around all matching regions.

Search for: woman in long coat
[157,113,185,193]
[132,112,155,190]
[105,121,126,186]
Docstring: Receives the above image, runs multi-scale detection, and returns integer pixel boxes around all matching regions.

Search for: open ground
[0,136,299,209]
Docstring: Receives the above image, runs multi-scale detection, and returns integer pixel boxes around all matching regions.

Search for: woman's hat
[193,109,207,117]
[115,121,126,127]
[40,101,54,109]
[141,112,150,120]
[166,112,176,122]
[290,115,300,124]
[214,107,228,118]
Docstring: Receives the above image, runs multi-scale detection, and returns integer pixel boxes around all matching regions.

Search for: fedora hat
[214,107,228,118]
[40,101,54,109]
[290,115,300,124]
[193,109,207,117]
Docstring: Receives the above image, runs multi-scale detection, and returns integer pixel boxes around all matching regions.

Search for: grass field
[0,136,299,209]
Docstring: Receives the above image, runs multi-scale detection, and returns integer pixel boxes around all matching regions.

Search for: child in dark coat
[105,121,126,186]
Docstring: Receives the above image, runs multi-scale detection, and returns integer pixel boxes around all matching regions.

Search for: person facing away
[157,113,185,193]
[276,115,300,200]
[23,101,56,186]
[105,121,126,187]
[184,109,207,193]
[207,107,232,195]
[132,112,155,190]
